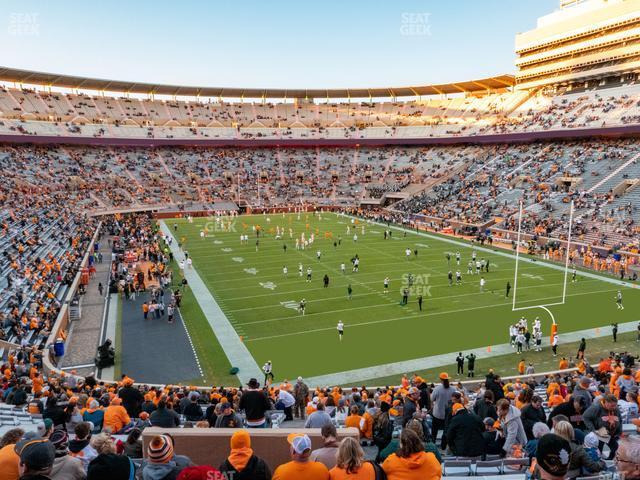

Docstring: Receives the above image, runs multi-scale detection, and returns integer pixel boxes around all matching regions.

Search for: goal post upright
[511,200,524,311]
[560,200,575,307]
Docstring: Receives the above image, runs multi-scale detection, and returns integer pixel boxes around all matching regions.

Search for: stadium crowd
[0,349,640,479]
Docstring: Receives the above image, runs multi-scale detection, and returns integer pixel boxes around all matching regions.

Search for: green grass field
[165,212,639,383]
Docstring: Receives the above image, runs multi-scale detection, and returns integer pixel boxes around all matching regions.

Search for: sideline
[160,221,262,384]
[305,318,639,386]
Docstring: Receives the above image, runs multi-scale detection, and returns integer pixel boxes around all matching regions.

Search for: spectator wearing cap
[551,421,605,478]
[403,387,421,427]
[582,393,622,460]
[293,377,310,420]
[430,372,455,449]
[534,433,573,480]
[15,432,56,480]
[572,377,593,409]
[49,428,85,480]
[310,424,340,469]
[382,429,441,480]
[330,437,376,479]
[68,423,97,472]
[102,398,131,434]
[305,402,333,429]
[142,434,185,480]
[239,379,272,428]
[117,377,144,419]
[548,396,588,436]
[36,420,53,440]
[150,399,181,429]
[0,428,24,480]
[87,454,135,480]
[522,395,547,441]
[213,401,242,428]
[272,433,330,480]
[446,403,485,458]
[496,398,527,457]
[218,430,271,480]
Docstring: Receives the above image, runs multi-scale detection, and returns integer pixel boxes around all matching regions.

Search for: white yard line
[160,221,262,384]
[352,213,639,291]
[245,287,618,342]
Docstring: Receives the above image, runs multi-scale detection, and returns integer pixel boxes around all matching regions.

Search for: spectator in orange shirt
[345,405,366,438]
[518,359,526,375]
[329,437,376,480]
[273,433,330,480]
[382,429,441,480]
[103,398,131,434]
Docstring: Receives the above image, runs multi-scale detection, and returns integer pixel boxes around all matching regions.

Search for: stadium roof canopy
[0,66,515,99]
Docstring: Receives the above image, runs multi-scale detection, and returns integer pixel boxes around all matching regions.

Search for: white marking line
[304,317,640,387]
[161,221,262,383]
[176,306,205,381]
[60,363,95,370]
[353,213,638,290]
[218,268,569,301]
[227,277,600,315]
[244,287,618,342]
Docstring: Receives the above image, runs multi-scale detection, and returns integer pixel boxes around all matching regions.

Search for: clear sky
[1,0,558,89]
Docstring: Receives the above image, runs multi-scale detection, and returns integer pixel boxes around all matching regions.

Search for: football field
[165,212,639,383]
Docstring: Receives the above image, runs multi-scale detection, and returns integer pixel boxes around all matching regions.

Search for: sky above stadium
[2,0,558,89]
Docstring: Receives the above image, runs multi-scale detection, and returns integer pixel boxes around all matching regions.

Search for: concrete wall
[141,427,360,470]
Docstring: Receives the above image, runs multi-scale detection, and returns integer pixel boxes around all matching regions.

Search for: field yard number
[522,273,544,281]
[280,300,299,310]
[260,282,277,290]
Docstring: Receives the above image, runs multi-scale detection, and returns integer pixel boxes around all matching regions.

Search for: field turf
[166,212,639,383]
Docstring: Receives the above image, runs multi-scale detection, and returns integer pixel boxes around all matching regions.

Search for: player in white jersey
[337,321,344,341]
[340,262,346,274]
[298,263,303,277]
[283,266,288,277]
[616,291,624,309]
[383,277,389,293]
[405,248,412,260]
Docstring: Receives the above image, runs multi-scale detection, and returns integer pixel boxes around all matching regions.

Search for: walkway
[119,290,202,384]
[60,235,112,377]
[159,221,262,384]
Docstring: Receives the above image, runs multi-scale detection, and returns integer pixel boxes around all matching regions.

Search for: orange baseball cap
[439,372,449,380]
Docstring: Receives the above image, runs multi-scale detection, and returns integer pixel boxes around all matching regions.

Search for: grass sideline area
[166,212,639,383]
[357,330,640,387]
